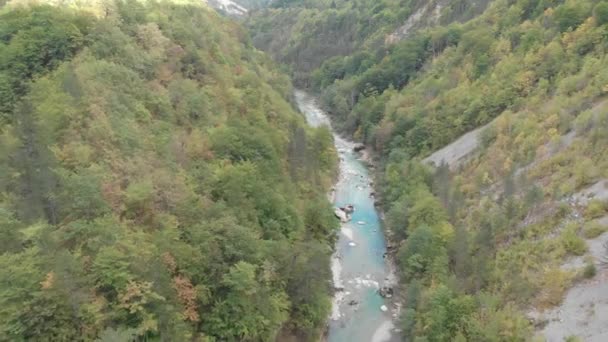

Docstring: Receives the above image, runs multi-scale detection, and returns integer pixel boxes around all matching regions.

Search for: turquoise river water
[295,91,400,342]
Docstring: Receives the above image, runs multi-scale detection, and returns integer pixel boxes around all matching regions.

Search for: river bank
[294,90,401,342]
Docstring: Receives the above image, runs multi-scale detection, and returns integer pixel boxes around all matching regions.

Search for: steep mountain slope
[246,0,491,84]
[0,1,338,340]
[248,0,608,340]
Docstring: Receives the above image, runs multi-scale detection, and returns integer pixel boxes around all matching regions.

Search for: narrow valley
[296,91,399,342]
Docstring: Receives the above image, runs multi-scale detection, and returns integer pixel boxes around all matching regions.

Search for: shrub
[586,199,607,219]
[561,228,588,256]
[594,2,608,26]
[556,202,572,218]
[583,262,597,279]
[538,268,571,307]
[583,221,608,239]
[554,4,589,32]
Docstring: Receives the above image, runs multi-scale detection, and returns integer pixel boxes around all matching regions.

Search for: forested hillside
[246,0,491,84]
[0,1,339,340]
[249,0,608,340]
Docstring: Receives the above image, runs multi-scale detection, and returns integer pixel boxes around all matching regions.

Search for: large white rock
[334,208,349,223]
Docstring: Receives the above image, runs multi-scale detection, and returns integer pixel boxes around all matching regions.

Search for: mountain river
[295,91,400,342]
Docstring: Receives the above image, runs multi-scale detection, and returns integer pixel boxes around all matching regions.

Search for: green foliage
[247,0,421,83]
[408,191,448,230]
[583,262,597,278]
[561,226,588,256]
[398,225,438,281]
[205,261,290,341]
[247,0,608,340]
[0,2,338,340]
[586,199,607,219]
[418,286,475,341]
[554,2,591,32]
[594,1,608,25]
[0,6,93,122]
[0,206,23,254]
[583,220,608,238]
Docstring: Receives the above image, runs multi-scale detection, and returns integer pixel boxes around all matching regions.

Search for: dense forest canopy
[0,1,339,340]
[248,0,608,340]
[246,0,492,84]
[2,0,608,340]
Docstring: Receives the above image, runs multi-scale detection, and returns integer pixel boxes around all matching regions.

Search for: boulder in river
[334,208,350,222]
[380,305,388,312]
[379,286,394,298]
[348,300,359,306]
[353,143,366,152]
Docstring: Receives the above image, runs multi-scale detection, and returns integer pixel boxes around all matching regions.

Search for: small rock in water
[348,300,358,306]
[380,305,388,312]
[357,221,366,225]
[378,286,394,298]
[348,242,357,247]
[353,143,365,152]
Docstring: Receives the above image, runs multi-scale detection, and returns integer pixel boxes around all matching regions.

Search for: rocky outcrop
[334,208,350,223]
[204,0,248,16]
[385,0,445,45]
[422,121,493,170]
[353,143,366,152]
[572,179,608,206]
[378,286,394,299]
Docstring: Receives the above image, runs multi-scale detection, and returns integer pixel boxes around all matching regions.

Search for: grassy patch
[561,227,588,256]
[582,220,608,239]
[582,262,597,279]
[586,199,607,219]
